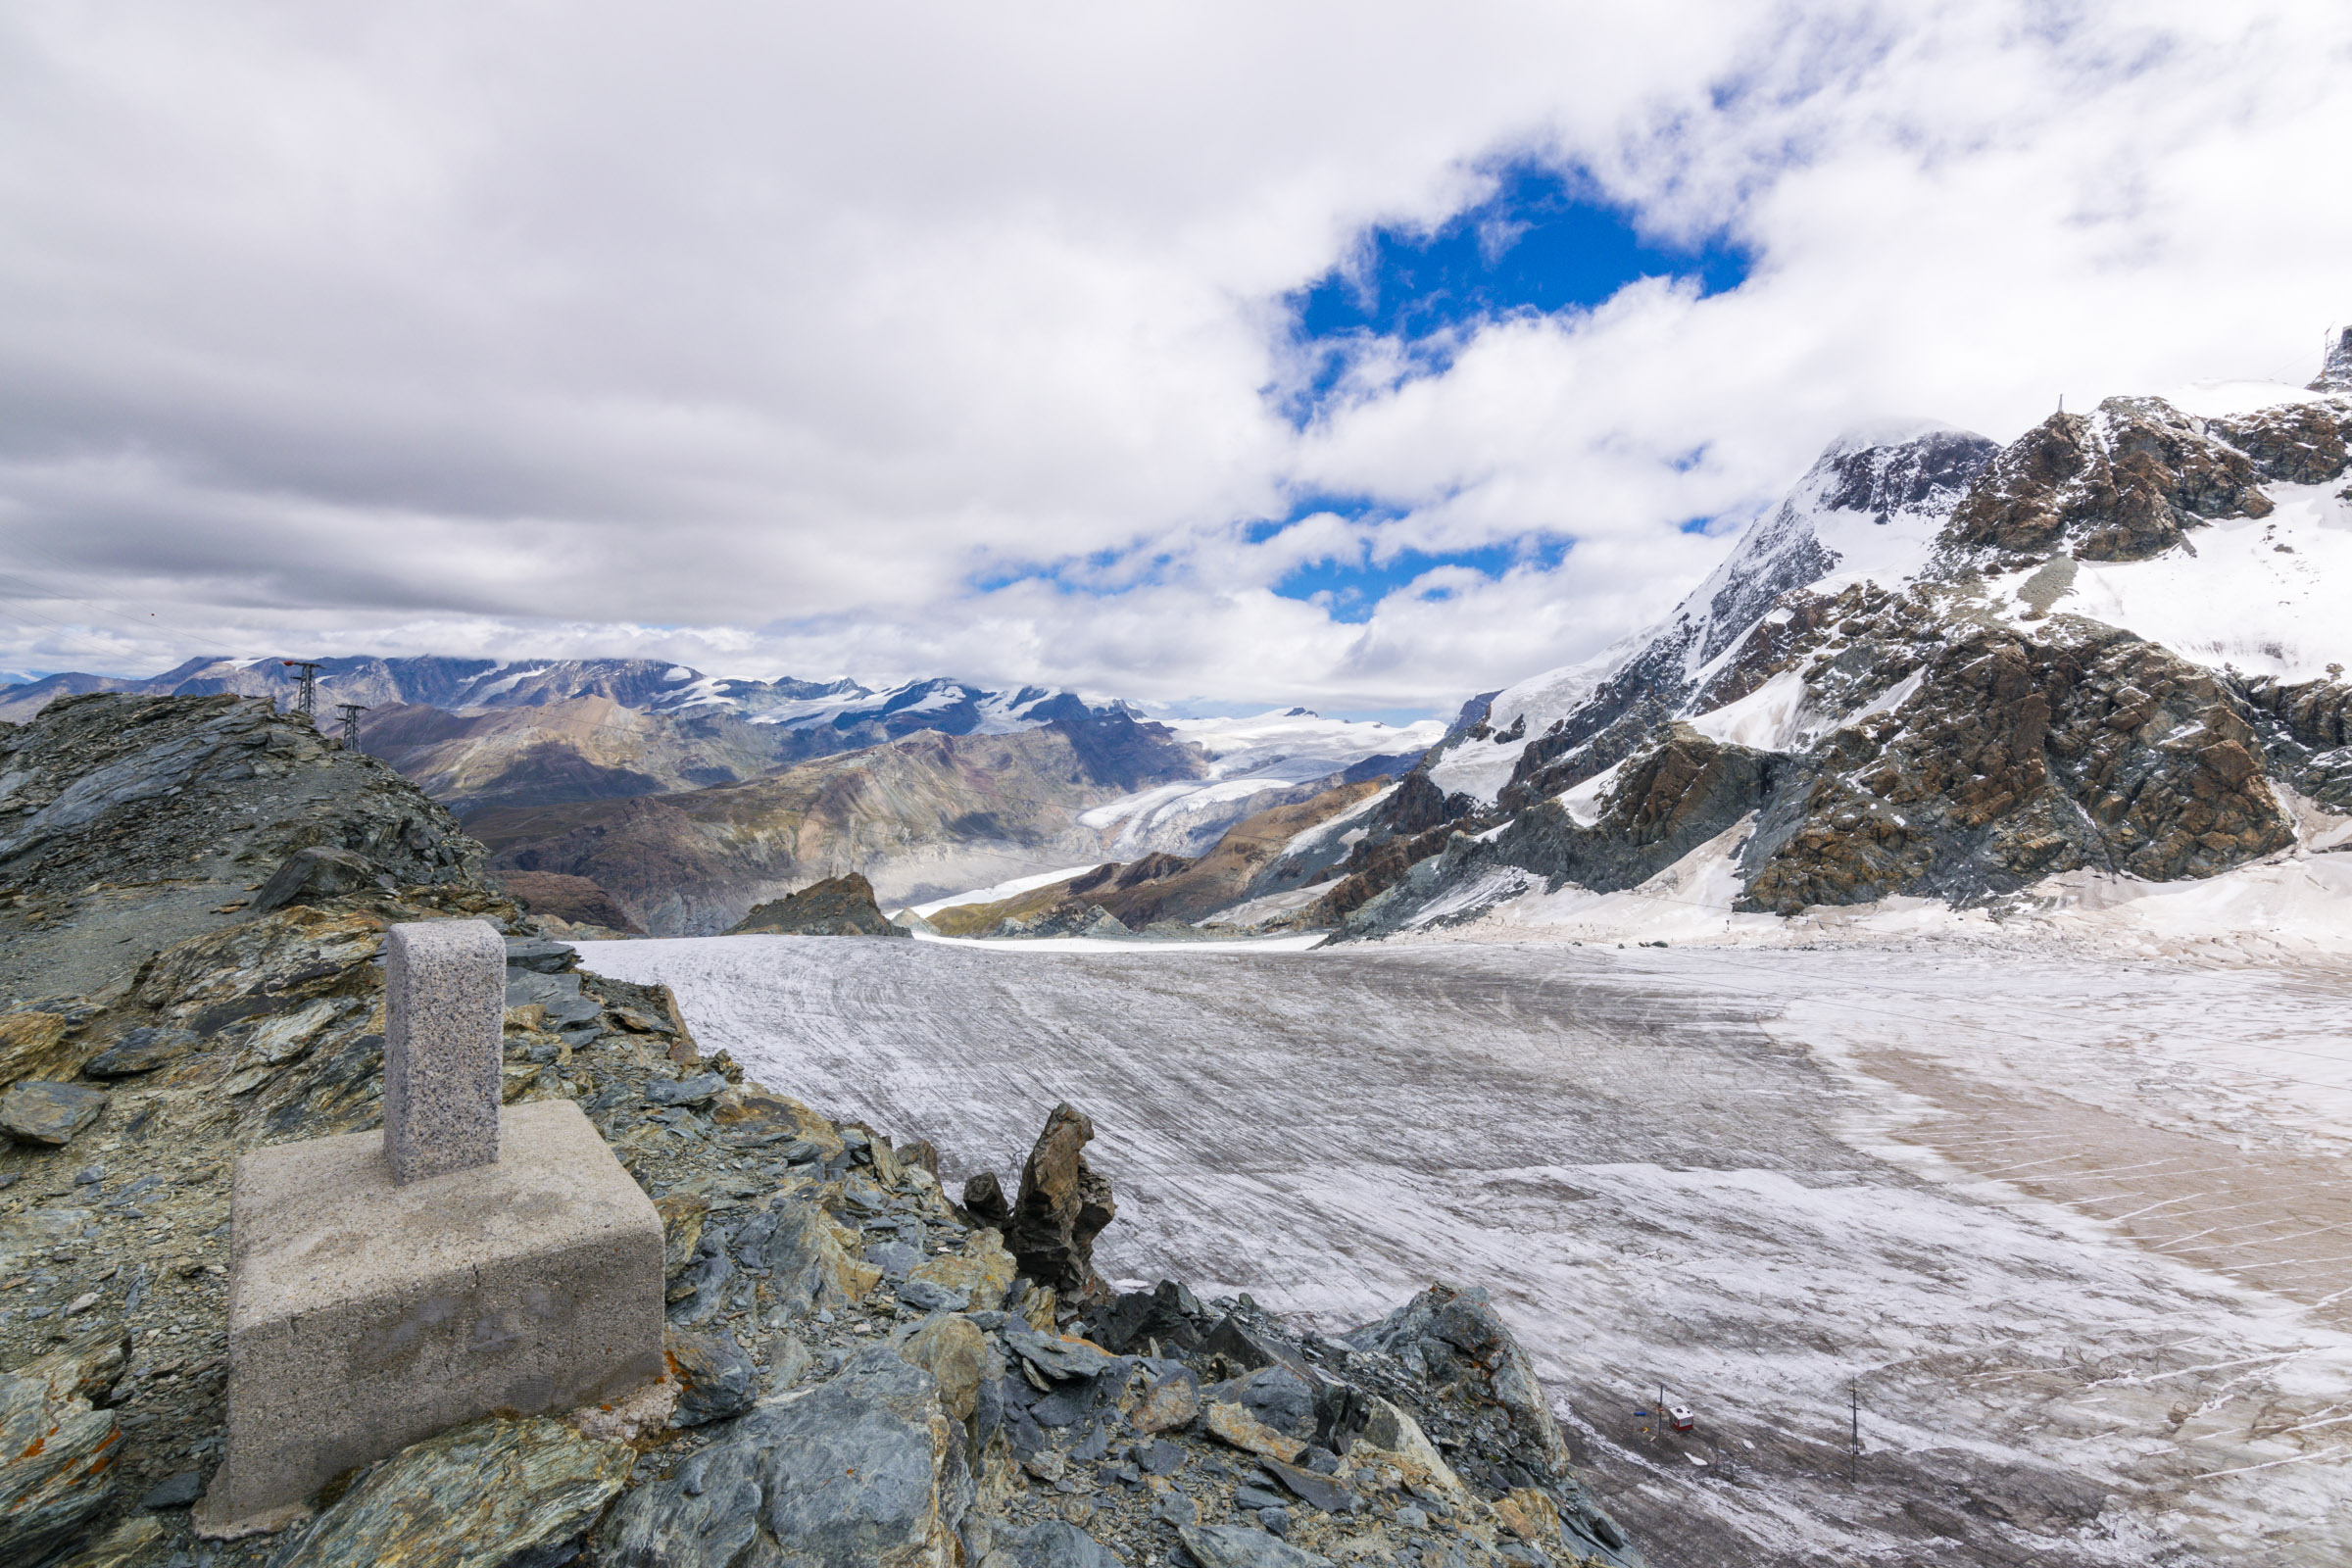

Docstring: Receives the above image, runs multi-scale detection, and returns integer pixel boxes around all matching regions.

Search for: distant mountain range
[0,655,1441,934]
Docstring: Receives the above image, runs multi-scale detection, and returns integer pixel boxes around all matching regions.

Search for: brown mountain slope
[470,714,1204,935]
[361,698,818,815]
[924,778,1388,936]
[1077,778,1388,926]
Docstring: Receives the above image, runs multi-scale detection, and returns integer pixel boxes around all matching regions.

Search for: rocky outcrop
[0,894,1642,1568]
[249,846,383,913]
[1003,1103,1118,1318]
[2231,672,2352,810]
[1740,618,2291,910]
[726,872,906,937]
[2212,400,2351,487]
[0,693,490,1003]
[1943,396,2341,564]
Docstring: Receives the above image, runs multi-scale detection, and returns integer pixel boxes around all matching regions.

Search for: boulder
[1130,1369,1200,1435]
[667,1327,758,1428]
[0,1079,107,1146]
[898,1313,990,1422]
[1177,1522,1336,1568]
[906,1227,1016,1313]
[982,1517,1120,1567]
[55,1512,163,1568]
[732,1197,880,1318]
[726,873,907,938]
[83,1025,198,1078]
[251,845,382,912]
[264,1416,633,1568]
[1097,1279,1204,1355]
[1336,1395,1464,1500]
[1202,1400,1305,1464]
[0,1010,77,1092]
[599,1347,970,1568]
[0,1347,123,1564]
[1341,1282,1571,1477]
[1004,1102,1116,1317]
[961,1169,1012,1229]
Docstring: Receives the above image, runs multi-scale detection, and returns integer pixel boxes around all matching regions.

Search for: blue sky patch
[1274,538,1570,624]
[1283,160,1749,418]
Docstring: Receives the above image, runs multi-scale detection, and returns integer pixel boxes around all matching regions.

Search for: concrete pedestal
[196,1100,664,1533]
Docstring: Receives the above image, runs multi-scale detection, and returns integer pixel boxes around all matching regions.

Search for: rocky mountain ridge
[1216,340,2352,940]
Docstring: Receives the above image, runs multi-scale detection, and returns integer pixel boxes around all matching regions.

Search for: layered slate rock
[1003,1103,1117,1319]
[601,1348,969,1568]
[725,872,907,938]
[262,1416,635,1568]
[0,1080,109,1146]
[0,1334,126,1565]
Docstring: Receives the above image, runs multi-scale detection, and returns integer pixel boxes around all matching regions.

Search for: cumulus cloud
[0,1,2345,713]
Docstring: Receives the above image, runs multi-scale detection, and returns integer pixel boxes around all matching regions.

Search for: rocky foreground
[0,696,1642,1568]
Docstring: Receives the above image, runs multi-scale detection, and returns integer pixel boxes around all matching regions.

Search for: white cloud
[0,1,2345,713]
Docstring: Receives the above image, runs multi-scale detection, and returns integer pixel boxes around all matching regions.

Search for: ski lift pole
[1849,1379,1858,1484]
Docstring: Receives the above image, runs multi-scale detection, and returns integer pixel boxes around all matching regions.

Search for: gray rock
[1257,1455,1359,1515]
[502,937,578,974]
[1150,1490,1198,1528]
[666,1238,737,1326]
[1201,1365,1315,1441]
[896,1277,968,1313]
[84,1027,198,1078]
[1342,1283,1571,1475]
[863,1240,921,1281]
[0,1360,121,1563]
[668,1327,758,1428]
[140,1471,205,1509]
[1179,1521,1333,1567]
[647,1072,727,1107]
[0,1080,108,1146]
[1001,1321,1120,1383]
[264,1415,632,1568]
[985,1517,1120,1568]
[1140,1438,1185,1476]
[1235,1484,1289,1510]
[252,845,381,913]
[601,1347,969,1568]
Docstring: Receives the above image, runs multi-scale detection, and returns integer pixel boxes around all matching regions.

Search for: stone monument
[196,919,665,1536]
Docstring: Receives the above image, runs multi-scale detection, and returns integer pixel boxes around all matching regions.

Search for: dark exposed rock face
[0,695,485,901]
[250,846,382,913]
[725,872,906,937]
[1740,618,2290,911]
[1946,399,2278,563]
[2232,673,2352,810]
[1004,1102,1118,1318]
[2213,400,2352,486]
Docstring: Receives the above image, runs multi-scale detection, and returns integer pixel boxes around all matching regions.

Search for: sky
[1,2,2347,719]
